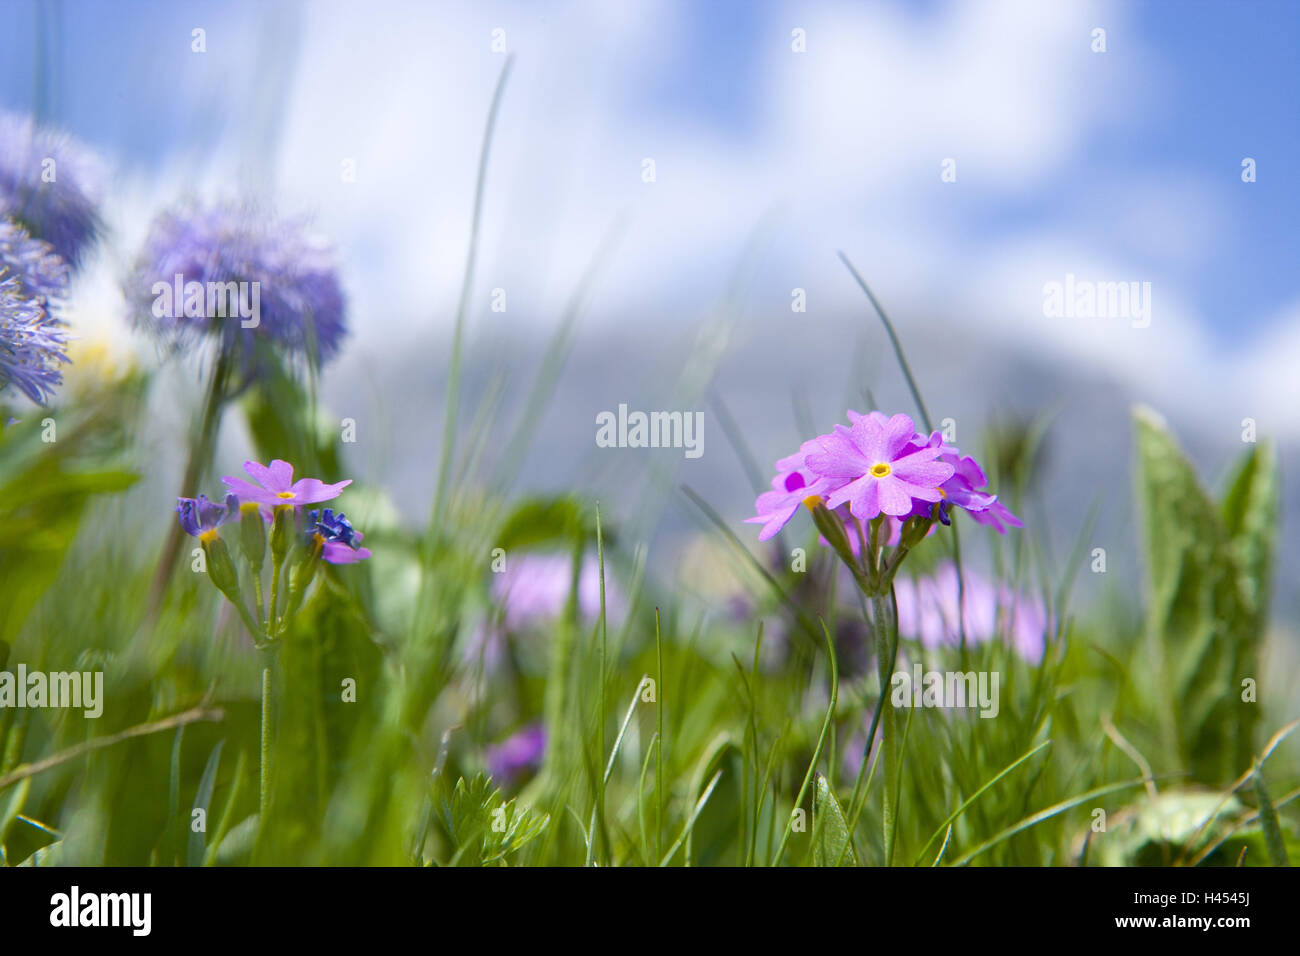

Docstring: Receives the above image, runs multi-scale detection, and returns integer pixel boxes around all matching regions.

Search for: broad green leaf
[1220,441,1279,620]
[1092,790,1243,867]
[812,773,856,866]
[1134,407,1258,784]
[495,495,591,551]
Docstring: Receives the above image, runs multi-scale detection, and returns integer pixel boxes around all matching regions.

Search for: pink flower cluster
[747,411,1021,543]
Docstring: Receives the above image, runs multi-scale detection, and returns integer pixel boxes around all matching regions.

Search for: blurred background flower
[0,109,102,268]
[124,201,347,374]
[0,219,69,404]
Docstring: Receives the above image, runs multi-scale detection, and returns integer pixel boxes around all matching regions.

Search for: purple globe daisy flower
[0,111,103,268]
[125,201,347,371]
[176,493,238,538]
[0,221,70,405]
[222,458,351,509]
[806,412,954,520]
[485,723,547,784]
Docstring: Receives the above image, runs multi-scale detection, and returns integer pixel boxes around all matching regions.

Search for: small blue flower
[0,111,102,268]
[305,507,356,547]
[177,493,238,537]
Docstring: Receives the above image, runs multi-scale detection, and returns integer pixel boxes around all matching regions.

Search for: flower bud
[239,502,266,570]
[200,531,241,600]
[803,495,861,574]
[898,515,933,550]
[284,533,325,620]
[270,504,295,563]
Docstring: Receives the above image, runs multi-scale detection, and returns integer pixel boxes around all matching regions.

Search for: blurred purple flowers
[0,220,71,404]
[492,552,624,629]
[126,201,347,371]
[486,723,546,785]
[894,562,1048,662]
[0,111,102,268]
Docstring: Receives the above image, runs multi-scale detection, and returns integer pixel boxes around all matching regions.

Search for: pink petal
[288,477,352,504]
[848,476,881,520]
[876,476,914,516]
[806,431,869,478]
[892,453,955,488]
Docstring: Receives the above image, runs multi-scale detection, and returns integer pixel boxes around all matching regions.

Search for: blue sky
[1,0,1297,410]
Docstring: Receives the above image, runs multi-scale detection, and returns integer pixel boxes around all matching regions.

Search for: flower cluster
[175,458,369,645]
[0,219,71,405]
[0,110,102,268]
[749,411,1021,594]
[126,201,347,373]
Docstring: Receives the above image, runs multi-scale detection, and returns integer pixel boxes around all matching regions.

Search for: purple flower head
[805,412,954,520]
[485,723,547,784]
[492,552,624,629]
[894,562,1047,662]
[176,493,238,538]
[0,111,103,268]
[0,221,71,405]
[895,432,1023,533]
[745,438,847,541]
[306,508,372,564]
[125,201,347,372]
[222,458,351,509]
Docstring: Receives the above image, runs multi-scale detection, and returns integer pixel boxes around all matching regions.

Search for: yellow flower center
[869,462,892,478]
[276,491,296,499]
[802,495,824,511]
[199,529,219,543]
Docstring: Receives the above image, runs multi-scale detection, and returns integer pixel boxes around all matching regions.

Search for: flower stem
[148,346,233,611]
[870,589,901,865]
[267,552,283,636]
[259,660,272,821]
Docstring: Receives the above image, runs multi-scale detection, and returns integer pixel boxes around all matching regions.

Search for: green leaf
[1134,407,1259,784]
[0,778,29,847]
[16,840,62,867]
[1252,770,1290,866]
[812,774,856,866]
[188,740,224,867]
[1220,441,1279,621]
[495,495,591,552]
